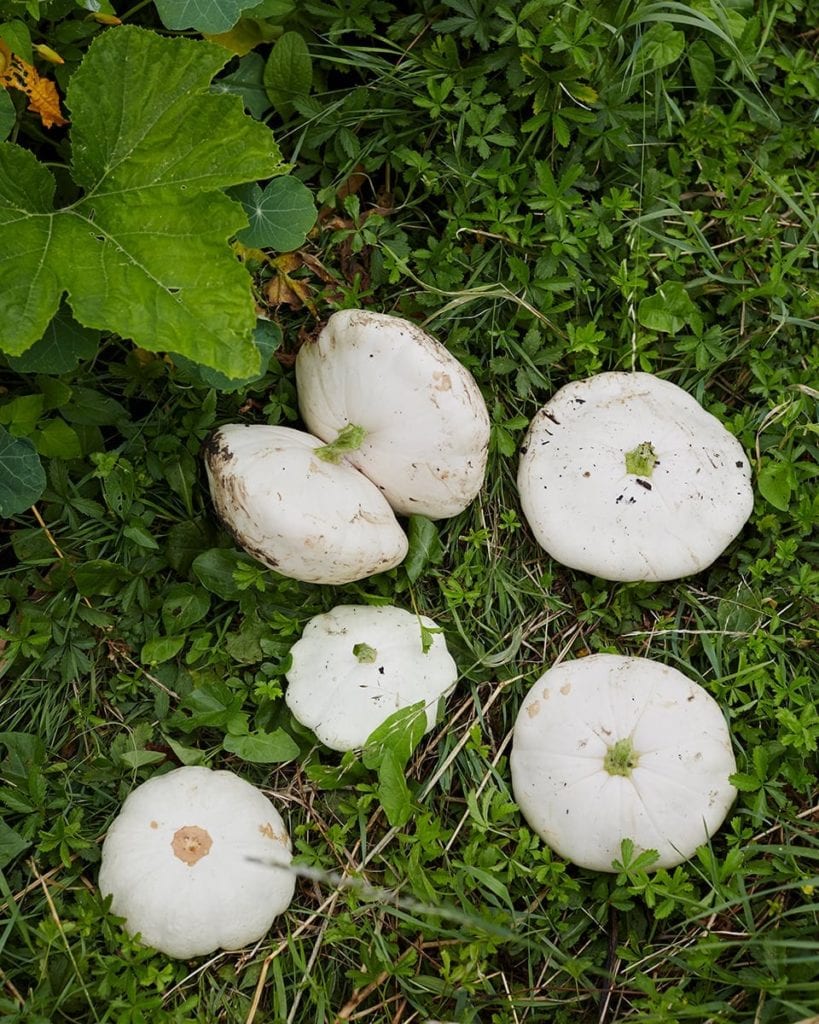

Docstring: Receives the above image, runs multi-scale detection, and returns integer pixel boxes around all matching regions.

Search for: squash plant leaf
[0,426,46,516]
[172,318,281,392]
[0,27,286,378]
[7,304,99,374]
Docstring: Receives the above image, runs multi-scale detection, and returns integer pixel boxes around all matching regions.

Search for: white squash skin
[510,655,737,872]
[285,604,458,751]
[98,767,295,958]
[204,424,408,585]
[517,372,754,581]
[296,309,491,519]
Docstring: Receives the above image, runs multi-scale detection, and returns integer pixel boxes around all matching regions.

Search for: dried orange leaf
[0,50,68,128]
[24,74,69,127]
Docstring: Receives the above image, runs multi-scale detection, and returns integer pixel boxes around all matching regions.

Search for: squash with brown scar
[99,767,295,958]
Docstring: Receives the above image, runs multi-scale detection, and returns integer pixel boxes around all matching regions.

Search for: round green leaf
[236,176,316,251]
[211,52,270,120]
[154,0,250,33]
[0,427,46,517]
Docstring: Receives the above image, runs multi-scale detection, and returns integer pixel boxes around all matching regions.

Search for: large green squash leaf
[0,27,285,378]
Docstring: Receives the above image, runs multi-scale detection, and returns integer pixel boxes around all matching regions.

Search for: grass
[1,0,818,1021]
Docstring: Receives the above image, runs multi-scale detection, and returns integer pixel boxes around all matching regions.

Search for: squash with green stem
[517,372,754,581]
[285,604,458,751]
[510,654,737,872]
[296,310,491,519]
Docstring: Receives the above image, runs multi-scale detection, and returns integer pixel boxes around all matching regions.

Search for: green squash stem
[316,424,366,463]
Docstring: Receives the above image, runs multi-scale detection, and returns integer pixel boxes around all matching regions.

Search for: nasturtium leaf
[7,305,99,373]
[154,0,251,33]
[0,426,45,515]
[211,51,270,119]
[0,27,285,377]
[263,30,312,110]
[235,175,316,250]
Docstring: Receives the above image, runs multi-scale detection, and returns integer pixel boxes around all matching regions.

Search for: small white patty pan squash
[204,423,408,585]
[295,309,491,519]
[285,604,458,751]
[510,654,737,872]
[517,372,754,581]
[98,766,295,958]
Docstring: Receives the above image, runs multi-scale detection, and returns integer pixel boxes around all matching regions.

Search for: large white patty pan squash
[510,654,737,872]
[98,766,295,958]
[517,372,754,581]
[296,309,491,519]
[204,423,408,585]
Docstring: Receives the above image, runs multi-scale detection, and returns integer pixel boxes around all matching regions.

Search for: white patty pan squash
[295,309,491,519]
[204,423,408,585]
[285,604,458,751]
[517,372,754,581]
[98,766,295,959]
[510,654,737,872]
